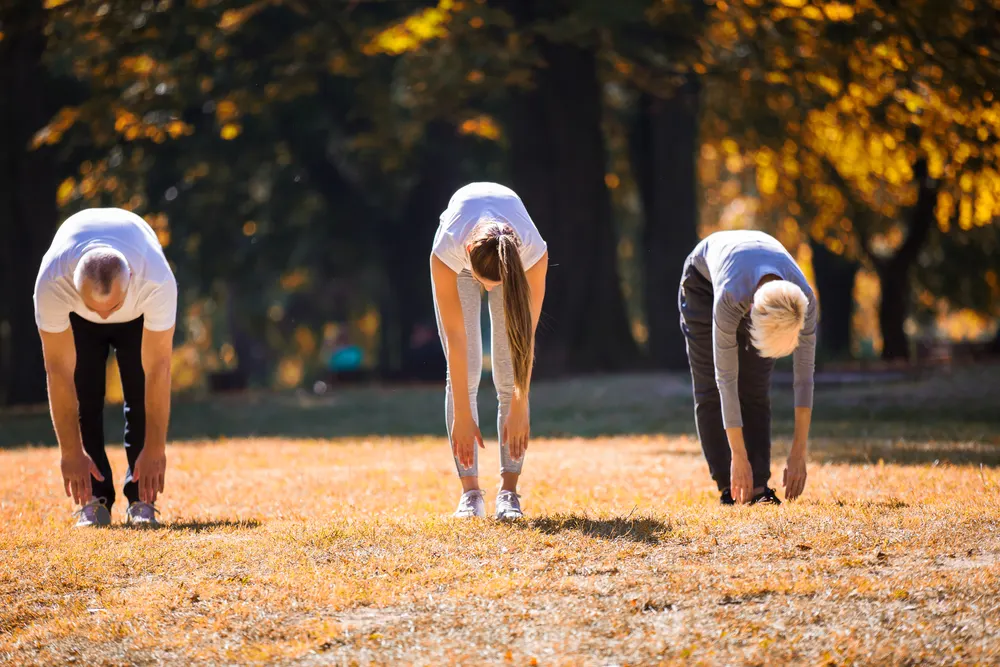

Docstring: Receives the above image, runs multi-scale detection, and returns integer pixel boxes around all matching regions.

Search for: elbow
[43,361,72,385]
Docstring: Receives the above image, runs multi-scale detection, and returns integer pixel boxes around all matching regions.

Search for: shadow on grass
[107,519,262,532]
[166,519,262,532]
[794,438,1000,467]
[654,438,1000,467]
[519,511,670,544]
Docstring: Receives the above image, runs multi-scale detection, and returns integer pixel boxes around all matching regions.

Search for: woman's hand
[504,395,530,462]
[783,448,808,501]
[452,412,484,470]
[730,451,754,504]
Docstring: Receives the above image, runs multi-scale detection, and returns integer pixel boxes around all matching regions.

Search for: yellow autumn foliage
[459,115,502,141]
[363,0,454,56]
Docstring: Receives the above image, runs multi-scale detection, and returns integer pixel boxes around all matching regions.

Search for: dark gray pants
[678,261,775,491]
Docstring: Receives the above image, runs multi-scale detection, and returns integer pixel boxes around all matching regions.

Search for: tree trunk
[381,121,467,377]
[0,2,59,406]
[631,82,700,370]
[503,34,640,374]
[809,238,857,358]
[874,158,937,361]
[224,281,268,389]
[876,266,911,360]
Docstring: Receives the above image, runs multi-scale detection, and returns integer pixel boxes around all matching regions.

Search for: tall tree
[697,0,1000,360]
[364,0,652,372]
[0,1,60,405]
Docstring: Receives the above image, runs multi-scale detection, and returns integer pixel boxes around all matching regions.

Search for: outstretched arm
[431,255,484,469]
[133,325,174,504]
[786,299,818,500]
[40,328,105,505]
[523,251,548,393]
[503,252,548,463]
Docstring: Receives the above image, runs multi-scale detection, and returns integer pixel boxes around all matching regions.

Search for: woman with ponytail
[430,183,548,520]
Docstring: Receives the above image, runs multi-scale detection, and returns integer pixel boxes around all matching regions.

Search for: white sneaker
[454,489,486,518]
[125,501,160,527]
[74,499,111,528]
[494,490,523,521]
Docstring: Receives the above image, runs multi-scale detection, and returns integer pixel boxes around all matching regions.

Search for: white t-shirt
[34,208,178,333]
[431,182,547,274]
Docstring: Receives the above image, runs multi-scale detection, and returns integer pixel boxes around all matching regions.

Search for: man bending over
[34,208,177,527]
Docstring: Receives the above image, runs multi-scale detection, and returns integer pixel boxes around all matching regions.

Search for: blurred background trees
[1,0,998,405]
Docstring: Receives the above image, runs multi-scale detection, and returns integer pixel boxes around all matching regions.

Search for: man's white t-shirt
[34,208,178,333]
[432,182,547,274]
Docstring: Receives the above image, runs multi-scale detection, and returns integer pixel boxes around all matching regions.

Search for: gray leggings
[432,269,523,477]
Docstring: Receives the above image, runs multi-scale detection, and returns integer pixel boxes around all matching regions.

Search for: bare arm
[782,406,812,500]
[792,406,811,457]
[40,328,104,505]
[431,255,473,418]
[522,251,548,396]
[142,326,174,453]
[133,325,174,504]
[40,329,83,457]
[431,254,484,468]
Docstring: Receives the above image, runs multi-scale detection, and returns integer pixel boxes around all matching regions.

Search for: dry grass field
[2,368,1000,665]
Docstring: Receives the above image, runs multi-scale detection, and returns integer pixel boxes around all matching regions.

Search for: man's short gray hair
[74,248,131,297]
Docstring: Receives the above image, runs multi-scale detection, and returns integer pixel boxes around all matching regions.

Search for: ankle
[500,472,519,494]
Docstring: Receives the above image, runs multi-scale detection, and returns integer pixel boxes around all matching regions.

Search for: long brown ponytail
[468,223,534,396]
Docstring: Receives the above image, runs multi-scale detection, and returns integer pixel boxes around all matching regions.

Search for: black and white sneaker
[750,487,782,505]
[720,489,735,505]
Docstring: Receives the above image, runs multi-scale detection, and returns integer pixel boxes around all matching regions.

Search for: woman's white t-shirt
[34,208,178,333]
[431,182,547,274]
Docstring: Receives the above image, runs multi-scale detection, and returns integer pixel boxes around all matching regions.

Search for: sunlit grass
[3,433,1000,665]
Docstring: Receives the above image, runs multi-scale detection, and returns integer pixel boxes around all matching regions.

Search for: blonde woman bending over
[678,230,818,505]
[431,182,548,520]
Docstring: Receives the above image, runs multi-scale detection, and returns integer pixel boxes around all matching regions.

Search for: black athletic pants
[678,261,775,492]
[70,313,146,510]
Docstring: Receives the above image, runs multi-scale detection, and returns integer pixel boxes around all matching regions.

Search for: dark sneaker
[720,489,735,505]
[750,487,782,505]
[74,498,111,527]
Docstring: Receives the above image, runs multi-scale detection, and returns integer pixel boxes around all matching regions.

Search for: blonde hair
[467,221,533,395]
[749,280,808,358]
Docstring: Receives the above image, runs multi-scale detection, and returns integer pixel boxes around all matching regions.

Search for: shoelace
[128,502,160,519]
[496,491,521,506]
[459,491,483,511]
[73,498,108,520]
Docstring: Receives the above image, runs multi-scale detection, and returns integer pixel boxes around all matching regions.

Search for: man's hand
[133,447,166,504]
[783,450,808,501]
[452,412,484,471]
[140,325,174,504]
[61,450,104,505]
[785,407,812,501]
[725,426,753,504]
[730,452,754,504]
[504,394,530,462]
